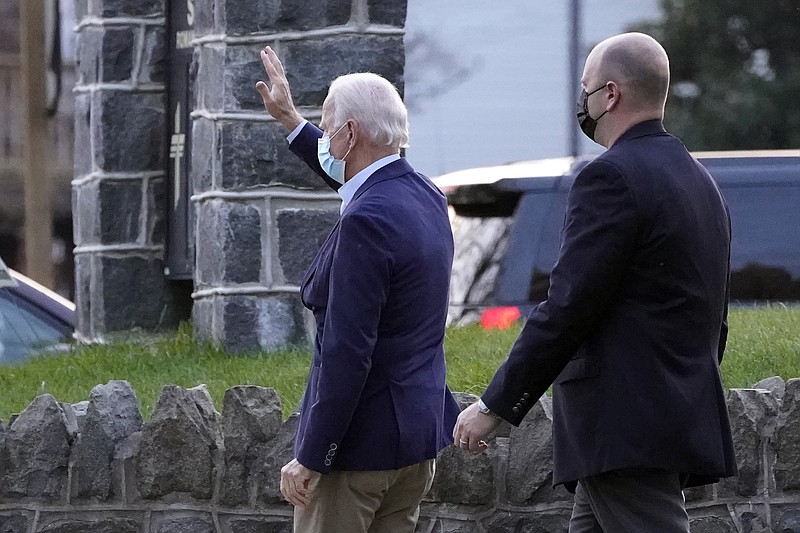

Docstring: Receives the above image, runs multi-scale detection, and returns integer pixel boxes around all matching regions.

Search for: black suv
[434,151,800,326]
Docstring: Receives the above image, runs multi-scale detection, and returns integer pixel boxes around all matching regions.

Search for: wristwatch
[478,398,500,418]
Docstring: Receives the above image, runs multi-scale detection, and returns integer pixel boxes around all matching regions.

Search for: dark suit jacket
[288,122,460,474]
[483,120,737,489]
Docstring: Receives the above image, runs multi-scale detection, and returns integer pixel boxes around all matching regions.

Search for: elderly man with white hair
[256,47,460,533]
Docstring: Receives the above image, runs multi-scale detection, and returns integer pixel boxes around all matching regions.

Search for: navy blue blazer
[483,120,737,489]
[288,122,460,473]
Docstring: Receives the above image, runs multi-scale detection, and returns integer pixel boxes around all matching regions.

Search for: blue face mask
[317,122,352,184]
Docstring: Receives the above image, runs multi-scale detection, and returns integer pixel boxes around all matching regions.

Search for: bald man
[454,32,737,532]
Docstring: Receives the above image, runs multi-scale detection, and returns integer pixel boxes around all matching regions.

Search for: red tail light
[480,306,521,330]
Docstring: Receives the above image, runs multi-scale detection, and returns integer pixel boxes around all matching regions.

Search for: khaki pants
[293,460,435,533]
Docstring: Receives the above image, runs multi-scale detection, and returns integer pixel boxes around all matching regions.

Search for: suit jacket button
[512,406,520,414]
[324,459,332,467]
[523,393,531,400]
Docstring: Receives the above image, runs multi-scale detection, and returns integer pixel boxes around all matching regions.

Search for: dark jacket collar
[351,157,413,203]
[612,119,667,147]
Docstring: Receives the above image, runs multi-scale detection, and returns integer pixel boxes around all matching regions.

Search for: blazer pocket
[555,357,600,384]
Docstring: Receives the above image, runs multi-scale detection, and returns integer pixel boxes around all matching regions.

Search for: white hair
[327,73,409,149]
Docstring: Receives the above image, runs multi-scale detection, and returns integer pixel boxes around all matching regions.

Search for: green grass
[0,307,798,423]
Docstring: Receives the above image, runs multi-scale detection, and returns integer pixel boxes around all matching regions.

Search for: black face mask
[576,84,608,141]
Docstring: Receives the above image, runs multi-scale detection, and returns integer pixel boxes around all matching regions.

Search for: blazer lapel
[300,217,342,305]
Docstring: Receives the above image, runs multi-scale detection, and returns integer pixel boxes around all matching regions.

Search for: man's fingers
[266,46,286,77]
[261,48,284,86]
[255,81,273,105]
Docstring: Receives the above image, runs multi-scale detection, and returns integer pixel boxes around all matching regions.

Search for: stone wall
[1,377,799,532]
[72,0,181,340]
[72,0,409,351]
[189,0,407,352]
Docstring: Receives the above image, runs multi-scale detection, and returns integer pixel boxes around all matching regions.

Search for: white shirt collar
[338,154,401,213]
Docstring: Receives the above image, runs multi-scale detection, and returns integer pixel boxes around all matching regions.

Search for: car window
[0,290,68,364]
[721,182,800,300]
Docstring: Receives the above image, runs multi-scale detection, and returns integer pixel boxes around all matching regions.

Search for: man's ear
[605,81,620,111]
[346,120,358,146]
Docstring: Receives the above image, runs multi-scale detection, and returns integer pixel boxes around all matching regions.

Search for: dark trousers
[568,468,689,533]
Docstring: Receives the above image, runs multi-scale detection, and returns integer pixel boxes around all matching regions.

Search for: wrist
[279,111,303,132]
[478,398,500,419]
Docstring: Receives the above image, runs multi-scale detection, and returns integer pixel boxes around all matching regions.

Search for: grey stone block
[73,94,92,177]
[72,381,143,501]
[252,414,300,505]
[283,35,405,107]
[777,508,800,533]
[0,513,29,533]
[73,254,94,336]
[193,0,217,36]
[720,389,779,497]
[191,297,216,344]
[195,45,225,112]
[154,516,214,533]
[93,91,166,173]
[368,1,407,26]
[195,200,262,286]
[481,510,570,533]
[0,395,72,502]
[99,254,174,332]
[218,294,307,353]
[95,0,165,18]
[735,505,771,533]
[191,118,215,193]
[223,44,273,111]
[69,401,90,433]
[224,0,349,35]
[75,0,89,22]
[226,517,292,533]
[688,516,737,533]
[111,431,142,503]
[218,121,317,189]
[427,444,493,505]
[220,386,283,506]
[138,27,166,84]
[74,182,100,244]
[276,208,339,285]
[76,27,136,84]
[414,517,477,533]
[101,28,136,82]
[776,379,800,491]
[752,375,786,402]
[135,385,222,501]
[146,176,167,245]
[505,395,566,505]
[38,518,140,533]
[98,179,143,244]
[75,28,101,85]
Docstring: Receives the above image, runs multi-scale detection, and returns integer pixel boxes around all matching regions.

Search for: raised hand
[255,46,303,131]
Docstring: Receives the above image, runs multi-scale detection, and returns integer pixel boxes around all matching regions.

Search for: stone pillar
[72,0,182,340]
[190,0,407,351]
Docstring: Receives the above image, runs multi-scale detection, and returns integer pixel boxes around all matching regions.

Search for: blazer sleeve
[482,160,640,425]
[718,208,732,364]
[294,205,391,473]
[288,121,342,192]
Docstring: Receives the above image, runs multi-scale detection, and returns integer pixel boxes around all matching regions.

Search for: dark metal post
[569,0,582,157]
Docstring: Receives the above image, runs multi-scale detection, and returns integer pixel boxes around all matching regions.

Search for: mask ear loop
[339,121,354,162]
